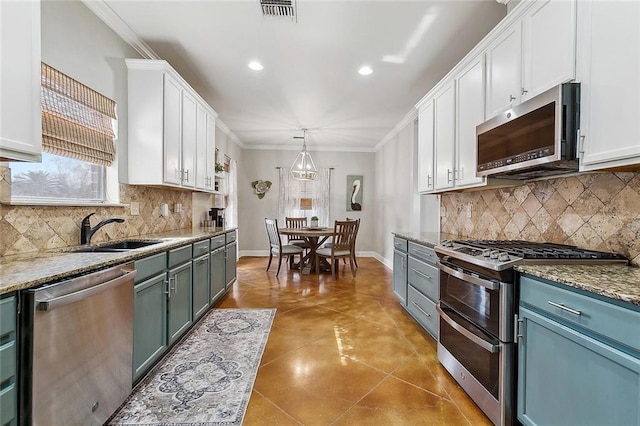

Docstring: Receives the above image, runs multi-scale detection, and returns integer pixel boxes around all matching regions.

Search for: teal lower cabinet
[133,272,168,382]
[225,240,237,289]
[192,253,210,320]
[210,246,226,303]
[0,295,17,426]
[392,237,408,305]
[167,260,193,345]
[518,275,640,426]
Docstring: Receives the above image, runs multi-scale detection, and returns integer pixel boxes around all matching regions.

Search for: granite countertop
[516,264,640,307]
[392,231,460,248]
[0,227,236,295]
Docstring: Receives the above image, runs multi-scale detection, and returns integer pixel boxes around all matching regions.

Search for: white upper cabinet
[486,0,576,119]
[522,0,576,101]
[417,100,435,193]
[127,59,217,192]
[433,82,456,191]
[455,55,486,188]
[0,0,41,162]
[486,23,522,119]
[578,0,640,171]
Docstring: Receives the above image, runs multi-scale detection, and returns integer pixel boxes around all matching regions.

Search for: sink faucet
[80,213,125,245]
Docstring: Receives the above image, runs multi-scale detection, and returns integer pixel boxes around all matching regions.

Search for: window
[278,167,332,226]
[11,63,117,204]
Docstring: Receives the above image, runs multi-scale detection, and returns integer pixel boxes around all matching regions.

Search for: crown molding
[374,108,418,152]
[81,0,158,59]
[242,144,375,153]
[216,120,244,148]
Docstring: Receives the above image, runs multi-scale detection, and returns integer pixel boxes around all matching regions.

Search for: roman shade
[41,63,117,166]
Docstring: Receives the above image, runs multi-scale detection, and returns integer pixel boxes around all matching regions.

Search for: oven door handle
[438,262,499,291]
[437,305,500,353]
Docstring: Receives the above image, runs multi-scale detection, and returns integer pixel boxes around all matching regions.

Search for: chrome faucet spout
[80,213,125,245]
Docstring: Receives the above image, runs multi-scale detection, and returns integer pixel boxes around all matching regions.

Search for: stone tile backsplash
[441,172,640,265]
[0,184,192,256]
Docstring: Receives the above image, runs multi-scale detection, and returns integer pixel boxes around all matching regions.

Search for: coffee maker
[209,208,225,228]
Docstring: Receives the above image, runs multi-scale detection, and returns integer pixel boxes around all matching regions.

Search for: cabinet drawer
[407,286,438,338]
[0,341,16,384]
[407,257,439,302]
[210,235,226,250]
[225,230,236,244]
[192,240,210,257]
[520,275,640,354]
[0,384,16,425]
[135,252,166,282]
[408,242,437,265]
[168,245,192,268]
[0,296,15,338]
[393,237,407,252]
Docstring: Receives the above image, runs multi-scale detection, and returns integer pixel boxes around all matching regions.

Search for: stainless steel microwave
[476,83,580,179]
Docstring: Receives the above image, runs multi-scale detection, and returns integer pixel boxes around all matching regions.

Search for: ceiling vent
[260,0,296,19]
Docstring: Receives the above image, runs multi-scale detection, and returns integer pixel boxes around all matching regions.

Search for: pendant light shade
[290,129,317,180]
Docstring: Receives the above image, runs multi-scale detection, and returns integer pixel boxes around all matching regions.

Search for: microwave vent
[260,0,296,18]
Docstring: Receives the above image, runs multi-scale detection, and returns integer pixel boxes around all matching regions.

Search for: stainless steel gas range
[434,240,628,426]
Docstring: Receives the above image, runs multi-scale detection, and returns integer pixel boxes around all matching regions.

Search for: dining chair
[265,218,304,277]
[327,218,360,268]
[315,220,358,279]
[285,216,311,267]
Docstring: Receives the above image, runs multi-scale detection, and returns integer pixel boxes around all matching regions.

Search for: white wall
[237,149,375,256]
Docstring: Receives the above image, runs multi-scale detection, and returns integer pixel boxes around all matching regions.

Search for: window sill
[3,200,127,207]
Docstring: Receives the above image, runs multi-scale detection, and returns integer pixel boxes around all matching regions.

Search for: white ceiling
[98,0,506,151]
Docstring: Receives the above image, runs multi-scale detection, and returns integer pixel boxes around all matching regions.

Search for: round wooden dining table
[279,227,335,273]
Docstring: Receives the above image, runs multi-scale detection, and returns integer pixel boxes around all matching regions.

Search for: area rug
[110,308,276,426]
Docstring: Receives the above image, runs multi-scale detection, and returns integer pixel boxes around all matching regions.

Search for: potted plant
[215,162,224,174]
[310,216,319,227]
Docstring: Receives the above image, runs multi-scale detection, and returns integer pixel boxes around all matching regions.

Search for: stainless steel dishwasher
[19,262,137,426]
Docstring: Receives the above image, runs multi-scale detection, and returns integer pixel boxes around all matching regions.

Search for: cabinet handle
[521,88,528,96]
[427,175,432,187]
[165,278,172,298]
[184,169,190,182]
[411,268,432,281]
[509,95,516,102]
[447,169,453,184]
[411,301,432,318]
[547,301,581,316]
[515,314,524,343]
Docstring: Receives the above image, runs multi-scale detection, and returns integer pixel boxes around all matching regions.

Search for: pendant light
[290,128,317,180]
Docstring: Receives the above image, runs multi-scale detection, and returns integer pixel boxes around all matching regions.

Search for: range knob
[490,250,499,259]
[482,249,491,257]
[498,252,510,262]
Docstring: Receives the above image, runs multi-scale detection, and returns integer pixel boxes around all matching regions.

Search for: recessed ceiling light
[248,61,264,71]
[358,66,373,76]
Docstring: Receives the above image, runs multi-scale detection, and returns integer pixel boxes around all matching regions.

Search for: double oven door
[436,257,515,426]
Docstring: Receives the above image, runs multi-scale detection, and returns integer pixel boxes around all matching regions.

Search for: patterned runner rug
[110,308,276,426]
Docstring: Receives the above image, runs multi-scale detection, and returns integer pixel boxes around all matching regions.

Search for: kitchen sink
[70,240,164,253]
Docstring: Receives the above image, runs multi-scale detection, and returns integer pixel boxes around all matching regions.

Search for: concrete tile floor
[217,256,492,425]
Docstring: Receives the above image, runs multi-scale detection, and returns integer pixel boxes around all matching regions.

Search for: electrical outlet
[161,203,169,217]
[175,203,183,213]
[466,204,472,218]
[130,201,140,216]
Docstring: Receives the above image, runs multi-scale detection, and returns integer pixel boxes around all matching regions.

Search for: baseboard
[239,249,390,269]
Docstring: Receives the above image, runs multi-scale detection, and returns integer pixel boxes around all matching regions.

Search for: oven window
[440,269,499,337]
[440,315,500,399]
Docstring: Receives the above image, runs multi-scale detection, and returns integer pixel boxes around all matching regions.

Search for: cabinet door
[0,0,41,162]
[517,306,640,426]
[210,247,226,303]
[192,254,210,320]
[205,113,216,191]
[455,56,486,188]
[163,74,182,185]
[225,242,237,289]
[522,0,576,101]
[393,249,408,305]
[486,23,522,118]
[133,273,167,381]
[194,104,209,190]
[433,82,456,191]
[578,0,640,170]
[167,262,193,345]
[180,91,197,188]
[417,101,435,193]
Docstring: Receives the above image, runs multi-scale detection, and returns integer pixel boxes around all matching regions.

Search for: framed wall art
[346,175,362,211]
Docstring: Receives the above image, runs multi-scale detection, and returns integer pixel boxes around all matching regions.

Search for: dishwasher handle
[37,268,137,311]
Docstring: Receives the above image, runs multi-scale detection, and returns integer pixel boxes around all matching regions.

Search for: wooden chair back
[285,217,307,243]
[265,218,282,251]
[331,220,358,252]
